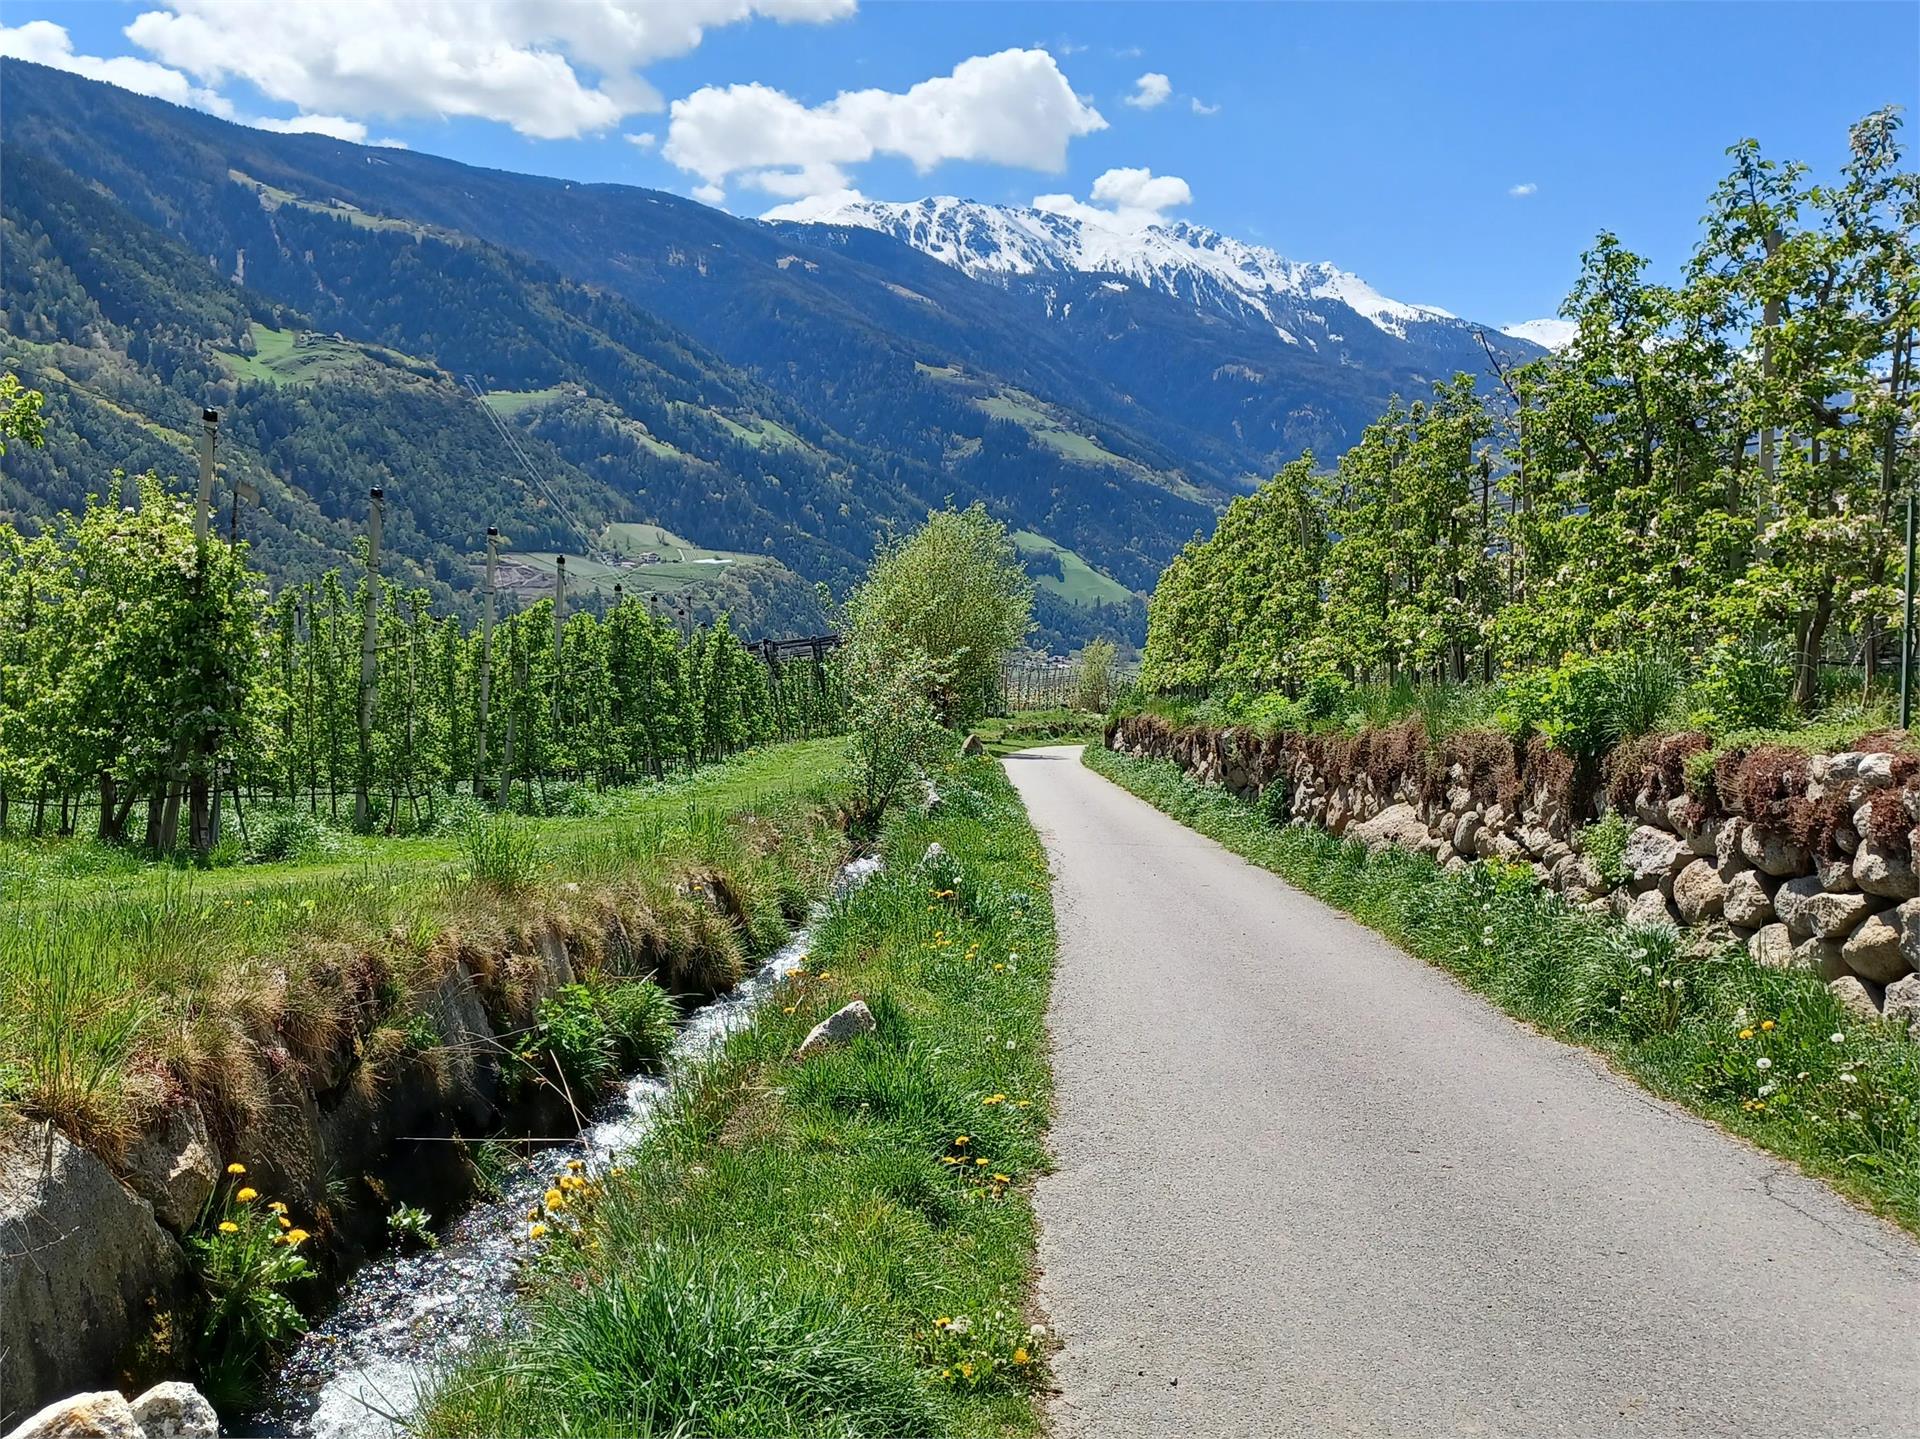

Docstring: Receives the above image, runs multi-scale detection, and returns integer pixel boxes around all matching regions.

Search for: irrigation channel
[258,855,884,1439]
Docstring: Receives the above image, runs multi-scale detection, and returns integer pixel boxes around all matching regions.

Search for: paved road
[1004,746,1920,1439]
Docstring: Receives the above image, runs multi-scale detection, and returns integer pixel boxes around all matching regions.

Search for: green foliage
[245,807,342,864]
[1073,638,1118,713]
[1576,811,1631,886]
[461,813,543,892]
[845,504,1033,727]
[1088,745,1920,1231]
[0,372,46,454]
[599,979,678,1068]
[419,758,1057,1436]
[388,1203,439,1251]
[526,983,618,1093]
[1689,639,1795,732]
[187,1170,313,1411]
[1138,111,1920,722]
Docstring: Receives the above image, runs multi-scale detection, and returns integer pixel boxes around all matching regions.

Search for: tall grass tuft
[461,813,544,893]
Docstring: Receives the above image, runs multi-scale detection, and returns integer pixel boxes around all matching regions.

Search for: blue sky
[6,2,1915,329]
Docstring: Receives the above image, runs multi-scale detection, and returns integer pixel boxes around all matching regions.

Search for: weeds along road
[1004,745,1920,1439]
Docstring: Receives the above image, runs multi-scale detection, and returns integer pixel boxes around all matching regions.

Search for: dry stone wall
[1107,715,1920,1039]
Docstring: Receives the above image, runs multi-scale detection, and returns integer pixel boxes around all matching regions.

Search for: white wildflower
[1755,1057,1771,1071]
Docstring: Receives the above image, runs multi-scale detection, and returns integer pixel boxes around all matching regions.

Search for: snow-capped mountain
[789,195,1501,349]
[1500,317,1577,351]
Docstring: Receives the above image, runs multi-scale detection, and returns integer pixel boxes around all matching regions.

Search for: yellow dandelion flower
[286,1228,310,1245]
[544,1187,565,1210]
[934,1316,952,1328]
[974,1158,988,1167]
[1013,1347,1031,1364]
[954,1135,969,1146]
[567,1159,584,1172]
[236,1187,258,1203]
[940,1156,961,1166]
[1015,1100,1032,1108]
[1761,1019,1776,1032]
[226,1163,248,1176]
[278,1216,291,1229]
[1739,1028,1755,1040]
[528,1223,549,1240]
[267,1201,287,1215]
[993,963,1005,972]
[993,1173,1010,1183]
[958,1362,974,1379]
[218,1221,240,1234]
[982,1094,1006,1105]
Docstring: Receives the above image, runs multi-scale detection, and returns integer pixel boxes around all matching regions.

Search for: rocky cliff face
[1108,716,1920,1036]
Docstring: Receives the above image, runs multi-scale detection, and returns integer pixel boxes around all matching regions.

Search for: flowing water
[260,855,882,1439]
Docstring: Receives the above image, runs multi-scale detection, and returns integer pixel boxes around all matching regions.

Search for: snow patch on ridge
[790,195,1463,343]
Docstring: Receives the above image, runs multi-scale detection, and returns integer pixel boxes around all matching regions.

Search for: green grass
[219,324,436,387]
[970,709,1104,756]
[0,740,847,905]
[480,386,569,417]
[0,741,849,1153]
[1010,531,1133,609]
[416,756,1057,1437]
[499,522,788,603]
[1084,744,1920,1233]
[975,394,1131,469]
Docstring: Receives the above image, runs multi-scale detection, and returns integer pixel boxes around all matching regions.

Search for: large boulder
[1715,818,1746,879]
[119,1103,217,1236]
[1828,975,1884,1022]
[796,1000,877,1057]
[1748,923,1795,969]
[1624,826,1687,892]
[128,1383,217,1439]
[1348,803,1429,854]
[1741,824,1812,878]
[1,1125,186,1418]
[1814,853,1859,893]
[1854,839,1919,899]
[3,1392,141,1439]
[1772,875,1825,939]
[1883,973,1920,1036]
[1803,890,1880,942]
[1722,870,1776,928]
[1791,937,1850,981]
[1671,860,1726,923]
[1840,911,1913,986]
[1624,889,1679,930]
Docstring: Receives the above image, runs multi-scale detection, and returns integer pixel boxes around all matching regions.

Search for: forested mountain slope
[0,59,1535,644]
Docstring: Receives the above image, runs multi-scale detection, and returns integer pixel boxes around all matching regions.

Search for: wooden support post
[475,526,499,793]
[354,487,384,830]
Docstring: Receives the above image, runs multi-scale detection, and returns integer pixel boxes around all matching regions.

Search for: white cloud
[1033,164,1191,229]
[762,186,870,221]
[1,18,234,116]
[1190,97,1220,116]
[1124,72,1171,109]
[666,48,1106,205]
[1508,182,1538,197]
[121,0,856,141]
[253,113,370,143]
[693,182,728,206]
[626,132,659,149]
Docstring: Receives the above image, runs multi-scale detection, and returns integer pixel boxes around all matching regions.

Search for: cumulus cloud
[666,49,1106,205]
[627,132,658,149]
[1,18,234,116]
[120,0,856,140]
[1190,97,1220,116]
[1508,181,1538,197]
[1033,164,1191,229]
[253,112,370,143]
[1124,71,1171,109]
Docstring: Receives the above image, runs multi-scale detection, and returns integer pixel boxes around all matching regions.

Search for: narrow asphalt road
[1004,745,1920,1439]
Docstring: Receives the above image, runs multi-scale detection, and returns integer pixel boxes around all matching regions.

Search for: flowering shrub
[187,1163,312,1406]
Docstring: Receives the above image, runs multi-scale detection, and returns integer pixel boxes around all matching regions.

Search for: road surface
[1004,745,1920,1438]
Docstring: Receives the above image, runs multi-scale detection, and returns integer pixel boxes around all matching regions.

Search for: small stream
[258,855,883,1439]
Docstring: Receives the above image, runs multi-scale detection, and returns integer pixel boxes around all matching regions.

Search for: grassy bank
[417,755,1057,1438]
[0,740,849,1158]
[1084,744,1920,1232]
[969,709,1103,756]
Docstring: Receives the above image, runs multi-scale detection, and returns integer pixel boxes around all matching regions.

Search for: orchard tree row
[1143,110,1918,721]
[0,434,844,848]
